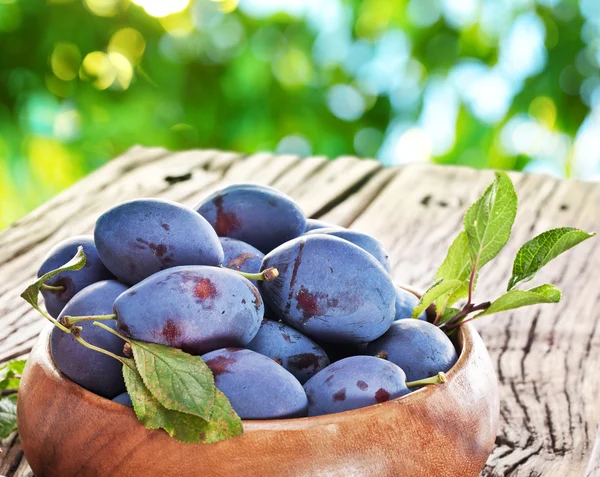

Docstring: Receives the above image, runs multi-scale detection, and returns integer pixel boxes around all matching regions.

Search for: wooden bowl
[18,317,499,477]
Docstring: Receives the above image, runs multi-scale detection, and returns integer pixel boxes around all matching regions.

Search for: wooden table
[1,147,599,477]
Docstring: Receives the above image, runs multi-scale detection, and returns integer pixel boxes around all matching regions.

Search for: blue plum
[112,392,133,407]
[394,285,426,321]
[304,219,338,232]
[195,184,306,253]
[52,280,128,398]
[303,356,410,416]
[260,235,396,344]
[366,320,458,382]
[115,266,263,354]
[247,319,330,384]
[315,340,367,363]
[38,235,114,317]
[219,237,264,286]
[94,199,223,285]
[202,348,308,419]
[305,227,390,271]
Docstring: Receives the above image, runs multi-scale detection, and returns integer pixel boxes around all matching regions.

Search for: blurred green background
[1,0,599,229]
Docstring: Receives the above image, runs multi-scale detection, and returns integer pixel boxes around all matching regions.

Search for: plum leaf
[123,360,243,443]
[433,231,473,311]
[508,228,596,290]
[436,307,462,327]
[464,172,518,272]
[20,246,86,323]
[0,395,18,439]
[412,279,463,319]
[0,359,26,392]
[130,340,215,420]
[476,284,561,317]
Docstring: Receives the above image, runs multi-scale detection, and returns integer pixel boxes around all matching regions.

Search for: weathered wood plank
[1,149,599,476]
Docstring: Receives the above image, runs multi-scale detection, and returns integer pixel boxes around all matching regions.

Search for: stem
[1,389,18,397]
[443,301,491,330]
[72,329,126,364]
[406,372,447,388]
[232,267,279,282]
[41,283,65,292]
[61,313,117,327]
[93,321,131,343]
[34,304,72,334]
[433,309,443,327]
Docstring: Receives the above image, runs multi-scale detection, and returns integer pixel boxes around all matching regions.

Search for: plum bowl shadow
[17,286,500,477]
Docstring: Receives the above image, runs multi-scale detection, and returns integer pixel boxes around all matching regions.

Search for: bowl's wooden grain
[18,319,499,477]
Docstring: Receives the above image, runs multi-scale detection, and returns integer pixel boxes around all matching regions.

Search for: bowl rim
[37,286,475,433]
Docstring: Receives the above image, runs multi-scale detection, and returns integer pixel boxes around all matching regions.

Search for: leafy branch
[413,172,596,331]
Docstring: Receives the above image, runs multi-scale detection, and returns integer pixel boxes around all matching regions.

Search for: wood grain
[1,148,599,476]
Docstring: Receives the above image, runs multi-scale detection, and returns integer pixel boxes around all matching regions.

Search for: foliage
[1,0,599,229]
[413,172,595,328]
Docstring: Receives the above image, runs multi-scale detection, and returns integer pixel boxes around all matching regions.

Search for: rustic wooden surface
[0,147,599,476]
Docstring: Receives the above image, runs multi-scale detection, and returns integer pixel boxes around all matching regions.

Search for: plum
[394,284,426,321]
[303,356,410,416]
[202,348,308,419]
[247,319,330,384]
[219,237,264,286]
[195,184,306,253]
[367,320,458,382]
[115,266,263,355]
[260,235,396,344]
[38,235,114,317]
[304,219,338,232]
[304,227,390,271]
[112,392,133,407]
[52,280,127,398]
[94,199,223,285]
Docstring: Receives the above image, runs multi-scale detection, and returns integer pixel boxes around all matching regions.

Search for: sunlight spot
[393,128,432,164]
[84,0,119,17]
[51,43,81,81]
[132,0,190,18]
[108,28,146,64]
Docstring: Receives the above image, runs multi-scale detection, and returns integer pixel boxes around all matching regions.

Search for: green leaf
[0,359,26,392]
[0,395,18,439]
[123,360,243,444]
[433,231,473,310]
[20,246,86,317]
[412,279,464,318]
[508,228,596,290]
[436,307,461,326]
[477,284,561,317]
[464,172,518,271]
[435,231,472,283]
[130,340,215,420]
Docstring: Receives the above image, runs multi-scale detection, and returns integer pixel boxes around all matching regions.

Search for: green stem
[231,267,279,282]
[72,330,125,364]
[93,321,130,343]
[61,313,117,327]
[406,372,448,388]
[41,283,65,292]
[34,304,71,334]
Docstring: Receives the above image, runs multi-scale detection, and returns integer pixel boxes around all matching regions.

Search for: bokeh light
[1,0,600,229]
[132,0,190,18]
[84,0,120,17]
